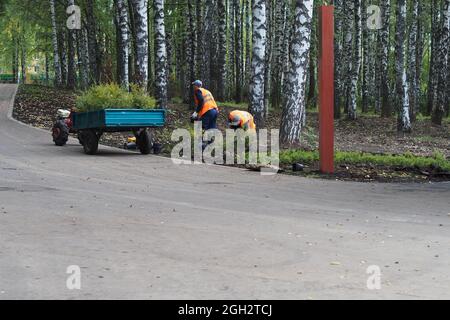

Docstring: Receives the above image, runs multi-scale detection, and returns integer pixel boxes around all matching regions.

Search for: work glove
[190,112,198,123]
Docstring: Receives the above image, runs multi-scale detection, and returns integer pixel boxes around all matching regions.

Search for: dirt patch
[279,163,450,183]
[13,85,450,183]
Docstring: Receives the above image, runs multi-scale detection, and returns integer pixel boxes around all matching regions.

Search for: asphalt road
[0,84,449,300]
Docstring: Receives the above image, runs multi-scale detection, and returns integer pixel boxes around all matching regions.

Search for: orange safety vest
[194,88,219,118]
[229,110,256,130]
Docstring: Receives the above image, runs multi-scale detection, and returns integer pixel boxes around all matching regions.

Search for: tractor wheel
[52,120,69,146]
[80,130,99,155]
[136,129,152,155]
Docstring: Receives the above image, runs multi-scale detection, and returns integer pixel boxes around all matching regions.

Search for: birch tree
[263,0,272,116]
[244,0,252,90]
[249,0,266,128]
[131,0,149,90]
[347,0,362,120]
[361,0,370,113]
[234,0,243,102]
[334,0,343,119]
[59,29,67,86]
[280,0,314,144]
[426,0,440,116]
[217,0,227,101]
[115,0,129,89]
[50,0,62,87]
[67,0,77,89]
[432,0,450,125]
[203,0,214,89]
[415,1,424,104]
[378,0,391,117]
[20,33,26,83]
[78,26,89,90]
[45,53,50,84]
[154,0,167,108]
[12,34,19,83]
[395,0,411,132]
[342,0,354,115]
[281,0,292,93]
[195,0,203,79]
[447,47,450,117]
[185,0,196,107]
[228,0,235,98]
[271,0,286,109]
[86,0,99,85]
[407,0,419,120]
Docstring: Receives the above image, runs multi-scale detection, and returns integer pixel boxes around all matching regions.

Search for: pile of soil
[13,85,450,183]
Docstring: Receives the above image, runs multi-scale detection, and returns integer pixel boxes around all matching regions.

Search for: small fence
[0,74,55,85]
[0,74,14,83]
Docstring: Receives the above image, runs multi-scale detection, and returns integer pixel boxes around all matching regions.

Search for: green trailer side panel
[72,109,165,130]
[104,109,165,127]
[73,110,105,130]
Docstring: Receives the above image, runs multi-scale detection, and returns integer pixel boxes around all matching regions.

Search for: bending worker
[228,110,256,131]
[191,80,219,130]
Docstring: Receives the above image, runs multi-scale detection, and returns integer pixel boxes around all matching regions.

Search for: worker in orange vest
[191,80,219,131]
[228,110,256,131]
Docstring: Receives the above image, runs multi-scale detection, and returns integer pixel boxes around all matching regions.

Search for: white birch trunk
[395,0,411,132]
[217,0,227,101]
[348,0,362,120]
[59,28,68,86]
[235,0,243,102]
[154,0,168,108]
[67,0,77,89]
[78,27,89,90]
[50,0,62,87]
[116,0,130,89]
[361,0,369,113]
[334,0,343,118]
[407,0,418,119]
[343,0,354,112]
[131,0,149,90]
[279,0,314,144]
[379,0,391,117]
[249,0,267,128]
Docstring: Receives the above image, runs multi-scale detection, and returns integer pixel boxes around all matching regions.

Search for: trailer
[52,108,166,155]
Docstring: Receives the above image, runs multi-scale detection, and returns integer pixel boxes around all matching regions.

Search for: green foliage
[171,96,184,104]
[280,149,320,165]
[76,84,156,112]
[0,74,13,80]
[414,113,449,122]
[129,84,157,109]
[216,101,249,109]
[0,0,51,71]
[414,113,431,121]
[280,150,450,172]
[76,84,132,112]
[301,126,318,149]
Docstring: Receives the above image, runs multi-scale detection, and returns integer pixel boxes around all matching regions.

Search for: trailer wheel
[52,120,69,146]
[136,129,152,155]
[80,130,99,155]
